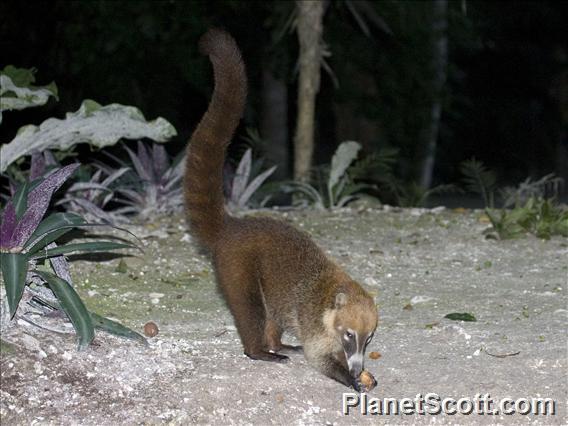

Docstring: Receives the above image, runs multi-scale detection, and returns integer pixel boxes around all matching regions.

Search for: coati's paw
[245,351,290,363]
[352,370,377,393]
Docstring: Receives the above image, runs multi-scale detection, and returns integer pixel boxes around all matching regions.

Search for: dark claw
[351,378,363,393]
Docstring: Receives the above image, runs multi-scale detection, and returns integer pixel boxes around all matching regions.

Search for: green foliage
[58,162,132,224]
[386,180,458,208]
[0,65,58,122]
[34,270,95,351]
[348,147,398,185]
[327,141,362,207]
[281,141,375,209]
[460,158,497,208]
[1,253,28,318]
[485,198,568,240]
[444,312,477,322]
[1,97,177,173]
[460,160,568,240]
[500,174,564,208]
[227,148,277,210]
[108,141,184,220]
[0,169,145,350]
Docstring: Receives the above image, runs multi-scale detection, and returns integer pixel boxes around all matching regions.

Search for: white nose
[347,352,364,378]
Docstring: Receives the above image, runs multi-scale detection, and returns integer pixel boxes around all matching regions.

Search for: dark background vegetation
[1,0,566,203]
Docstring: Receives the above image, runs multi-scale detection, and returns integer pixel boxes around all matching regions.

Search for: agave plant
[0,164,145,349]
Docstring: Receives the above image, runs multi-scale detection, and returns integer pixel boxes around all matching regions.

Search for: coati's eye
[344,331,354,340]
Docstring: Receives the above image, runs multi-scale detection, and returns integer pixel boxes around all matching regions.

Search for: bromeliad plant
[58,161,133,224]
[102,141,184,220]
[226,148,277,210]
[0,164,146,349]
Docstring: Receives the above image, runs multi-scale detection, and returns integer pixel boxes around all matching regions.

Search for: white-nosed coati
[184,28,378,392]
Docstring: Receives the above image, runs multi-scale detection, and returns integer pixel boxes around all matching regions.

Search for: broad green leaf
[329,141,362,190]
[2,65,37,87]
[1,99,177,173]
[444,312,477,322]
[12,181,29,220]
[328,141,361,205]
[90,312,147,345]
[0,66,58,124]
[24,212,85,253]
[31,241,135,259]
[0,253,29,318]
[34,270,94,350]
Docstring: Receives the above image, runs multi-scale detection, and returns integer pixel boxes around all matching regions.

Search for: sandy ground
[1,206,567,425]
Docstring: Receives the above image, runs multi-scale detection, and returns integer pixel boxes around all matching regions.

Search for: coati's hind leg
[217,267,289,363]
[264,319,303,354]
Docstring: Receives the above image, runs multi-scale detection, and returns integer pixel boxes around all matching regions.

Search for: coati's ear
[335,292,348,309]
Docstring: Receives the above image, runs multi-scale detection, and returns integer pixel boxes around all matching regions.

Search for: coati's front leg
[217,267,289,363]
[303,341,376,392]
[264,319,303,353]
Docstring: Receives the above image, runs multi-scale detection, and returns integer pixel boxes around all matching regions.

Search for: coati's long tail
[184,29,247,251]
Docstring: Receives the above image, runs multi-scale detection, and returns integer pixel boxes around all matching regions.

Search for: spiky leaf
[34,270,94,350]
[12,181,29,220]
[90,312,147,345]
[124,143,152,182]
[0,203,17,250]
[231,148,252,201]
[460,159,496,208]
[152,143,170,179]
[237,165,277,208]
[7,164,80,250]
[24,212,85,253]
[31,241,135,259]
[0,252,29,318]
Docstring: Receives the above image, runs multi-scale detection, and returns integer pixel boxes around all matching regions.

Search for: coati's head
[328,285,378,379]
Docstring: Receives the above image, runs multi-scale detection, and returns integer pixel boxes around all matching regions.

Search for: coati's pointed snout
[347,352,364,378]
[332,289,378,381]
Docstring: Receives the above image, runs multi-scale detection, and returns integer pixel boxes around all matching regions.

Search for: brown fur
[184,28,378,388]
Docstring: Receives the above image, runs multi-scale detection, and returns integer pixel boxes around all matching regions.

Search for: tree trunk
[261,65,290,180]
[294,0,324,181]
[420,0,448,189]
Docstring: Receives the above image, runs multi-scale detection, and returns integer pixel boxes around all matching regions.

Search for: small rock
[364,277,377,286]
[410,295,434,305]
